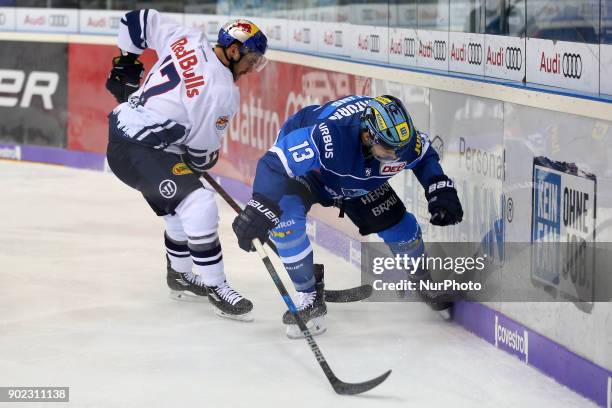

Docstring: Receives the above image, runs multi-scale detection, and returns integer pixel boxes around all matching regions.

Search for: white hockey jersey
[109,9,239,171]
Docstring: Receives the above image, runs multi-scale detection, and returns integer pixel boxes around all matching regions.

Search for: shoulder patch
[215,115,229,130]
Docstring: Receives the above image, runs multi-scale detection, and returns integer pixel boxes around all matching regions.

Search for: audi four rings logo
[404,38,416,57]
[303,27,311,44]
[49,14,69,27]
[433,40,446,60]
[562,53,582,79]
[505,47,522,70]
[334,30,343,47]
[370,34,380,53]
[467,43,482,65]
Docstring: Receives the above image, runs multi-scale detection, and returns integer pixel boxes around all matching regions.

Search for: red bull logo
[235,22,254,34]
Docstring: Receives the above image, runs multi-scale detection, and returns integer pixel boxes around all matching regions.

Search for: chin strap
[220,45,244,80]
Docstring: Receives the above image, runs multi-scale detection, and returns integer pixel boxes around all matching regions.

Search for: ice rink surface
[0,160,597,408]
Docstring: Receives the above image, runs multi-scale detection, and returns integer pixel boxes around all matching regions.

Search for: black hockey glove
[425,175,463,226]
[105,53,144,103]
[232,194,281,252]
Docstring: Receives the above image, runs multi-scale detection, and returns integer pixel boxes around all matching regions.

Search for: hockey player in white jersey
[105,9,268,321]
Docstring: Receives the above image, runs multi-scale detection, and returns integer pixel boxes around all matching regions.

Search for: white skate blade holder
[169,290,209,303]
[214,308,254,322]
[438,308,451,321]
[285,316,326,339]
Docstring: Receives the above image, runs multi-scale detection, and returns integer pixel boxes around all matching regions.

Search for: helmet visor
[243,51,268,72]
[365,130,410,163]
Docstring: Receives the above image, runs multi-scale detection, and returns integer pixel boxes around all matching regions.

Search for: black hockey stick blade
[331,370,392,395]
[325,284,373,303]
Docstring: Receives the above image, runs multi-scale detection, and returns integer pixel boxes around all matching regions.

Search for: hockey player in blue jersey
[232,95,463,337]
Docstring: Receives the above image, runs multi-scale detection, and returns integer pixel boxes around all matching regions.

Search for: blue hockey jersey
[253,95,445,202]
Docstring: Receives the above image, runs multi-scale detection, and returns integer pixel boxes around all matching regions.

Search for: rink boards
[0,34,611,407]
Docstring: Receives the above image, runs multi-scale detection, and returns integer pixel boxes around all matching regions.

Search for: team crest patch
[215,115,229,130]
[172,163,193,175]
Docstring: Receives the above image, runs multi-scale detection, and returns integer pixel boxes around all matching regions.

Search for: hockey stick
[201,172,372,303]
[252,237,391,395]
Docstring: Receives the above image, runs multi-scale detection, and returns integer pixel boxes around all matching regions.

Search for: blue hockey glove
[425,175,463,226]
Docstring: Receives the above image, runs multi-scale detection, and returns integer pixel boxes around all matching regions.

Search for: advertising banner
[78,9,125,36]
[484,34,526,82]
[250,17,288,50]
[448,32,485,76]
[0,41,68,147]
[184,13,229,43]
[286,19,318,53]
[600,44,612,96]
[66,44,158,153]
[15,8,78,33]
[0,7,16,31]
[416,29,449,71]
[531,156,597,304]
[388,27,418,68]
[220,60,371,187]
[526,37,599,94]
[317,21,350,57]
[349,24,389,63]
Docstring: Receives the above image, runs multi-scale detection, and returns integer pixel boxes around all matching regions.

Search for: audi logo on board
[505,47,522,70]
[49,14,69,27]
[303,27,311,44]
[270,25,282,41]
[450,42,482,65]
[370,34,380,53]
[486,46,523,71]
[334,30,343,47]
[562,53,582,79]
[419,40,447,61]
[540,51,582,79]
[110,16,121,29]
[433,40,446,60]
[206,21,220,36]
[467,43,482,65]
[404,38,416,57]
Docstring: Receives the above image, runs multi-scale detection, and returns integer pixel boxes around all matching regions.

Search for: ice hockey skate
[166,256,208,302]
[206,281,254,322]
[416,284,454,320]
[283,268,327,339]
[408,271,456,320]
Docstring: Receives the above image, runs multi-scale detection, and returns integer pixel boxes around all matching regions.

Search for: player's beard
[231,68,241,82]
